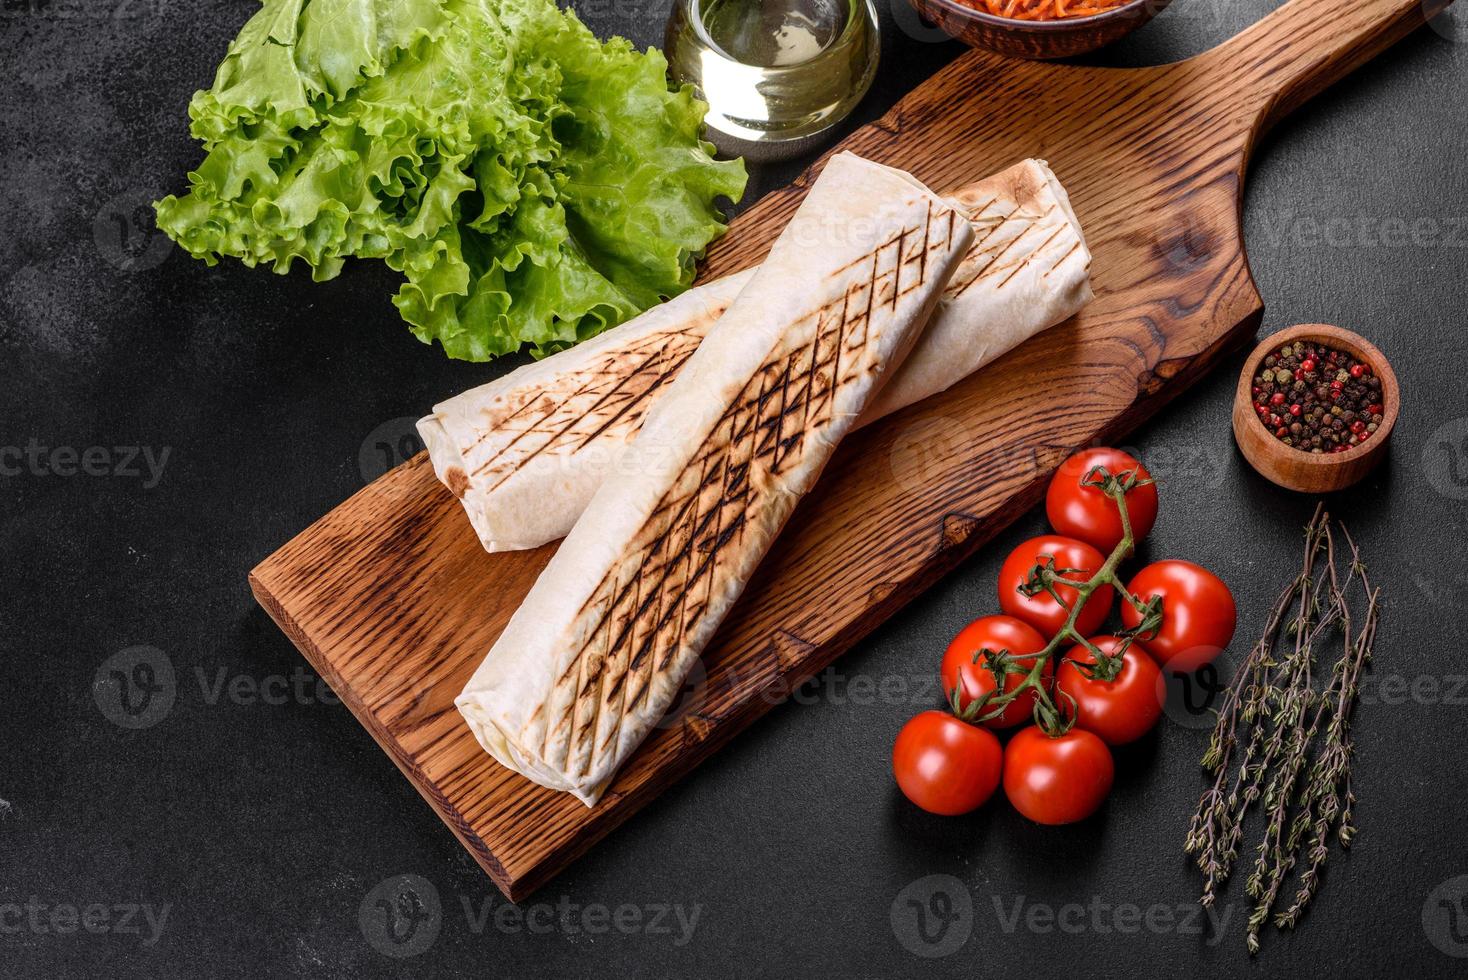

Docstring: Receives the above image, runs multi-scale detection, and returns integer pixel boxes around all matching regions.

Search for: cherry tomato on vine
[1002,725,1114,825]
[1045,448,1159,554]
[1056,636,1164,746]
[1121,559,1237,672]
[941,615,1052,729]
[892,711,1004,815]
[998,535,1114,638]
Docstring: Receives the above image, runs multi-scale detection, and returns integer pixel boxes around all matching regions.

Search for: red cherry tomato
[1121,560,1237,672]
[892,711,1004,816]
[1002,726,1114,825]
[941,615,1052,729]
[1045,448,1159,554]
[998,535,1114,638]
[1056,636,1164,746]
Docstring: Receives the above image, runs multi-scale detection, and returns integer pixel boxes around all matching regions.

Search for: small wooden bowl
[1232,324,1400,494]
[906,0,1172,61]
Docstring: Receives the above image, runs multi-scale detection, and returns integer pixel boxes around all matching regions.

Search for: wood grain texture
[249,0,1448,902]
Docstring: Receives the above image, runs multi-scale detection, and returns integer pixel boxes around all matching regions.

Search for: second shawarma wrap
[456,153,973,804]
[420,158,1092,552]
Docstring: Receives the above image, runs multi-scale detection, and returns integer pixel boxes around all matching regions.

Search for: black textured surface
[3,1,1468,977]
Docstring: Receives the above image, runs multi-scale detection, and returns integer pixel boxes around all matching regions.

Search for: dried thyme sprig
[1183,505,1379,954]
[1185,506,1329,908]
[1276,528,1377,930]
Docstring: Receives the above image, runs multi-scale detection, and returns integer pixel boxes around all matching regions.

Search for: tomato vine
[949,464,1162,734]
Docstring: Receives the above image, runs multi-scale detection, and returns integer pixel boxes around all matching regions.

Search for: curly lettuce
[155,0,746,359]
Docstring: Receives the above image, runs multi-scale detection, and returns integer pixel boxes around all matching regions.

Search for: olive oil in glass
[665,0,880,159]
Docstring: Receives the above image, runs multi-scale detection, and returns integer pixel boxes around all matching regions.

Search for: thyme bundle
[1184,505,1379,953]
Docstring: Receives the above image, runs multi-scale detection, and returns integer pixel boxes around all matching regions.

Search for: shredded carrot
[973,0,1129,20]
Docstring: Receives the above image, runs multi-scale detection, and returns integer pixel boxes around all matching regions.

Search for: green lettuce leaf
[156,0,745,359]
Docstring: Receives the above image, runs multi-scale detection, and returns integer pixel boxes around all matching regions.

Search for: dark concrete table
[3,0,1467,976]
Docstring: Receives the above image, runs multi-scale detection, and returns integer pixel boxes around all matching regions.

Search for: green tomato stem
[966,467,1150,732]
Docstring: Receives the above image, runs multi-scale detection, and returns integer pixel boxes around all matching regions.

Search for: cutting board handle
[1207,0,1453,132]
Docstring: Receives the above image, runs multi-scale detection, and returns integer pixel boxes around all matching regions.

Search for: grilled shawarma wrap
[418,271,753,552]
[456,153,974,804]
[859,158,1091,420]
[421,159,1091,553]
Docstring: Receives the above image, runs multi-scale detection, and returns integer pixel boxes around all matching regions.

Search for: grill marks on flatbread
[465,318,724,492]
[537,208,956,781]
[452,156,1001,804]
[452,193,1050,498]
[946,163,1084,299]
[424,161,1091,560]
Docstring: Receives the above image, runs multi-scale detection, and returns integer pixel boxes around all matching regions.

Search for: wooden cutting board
[250,0,1447,901]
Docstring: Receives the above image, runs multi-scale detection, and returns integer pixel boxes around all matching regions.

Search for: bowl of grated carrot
[908,0,1172,60]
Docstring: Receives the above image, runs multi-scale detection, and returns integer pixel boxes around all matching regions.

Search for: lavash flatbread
[456,153,974,804]
[421,158,1090,553]
[418,271,753,552]
[860,159,1091,420]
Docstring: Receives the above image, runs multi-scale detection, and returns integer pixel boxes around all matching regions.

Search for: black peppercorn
[1257,340,1381,454]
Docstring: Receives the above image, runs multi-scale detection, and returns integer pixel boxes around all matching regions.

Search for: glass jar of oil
[665,0,880,161]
